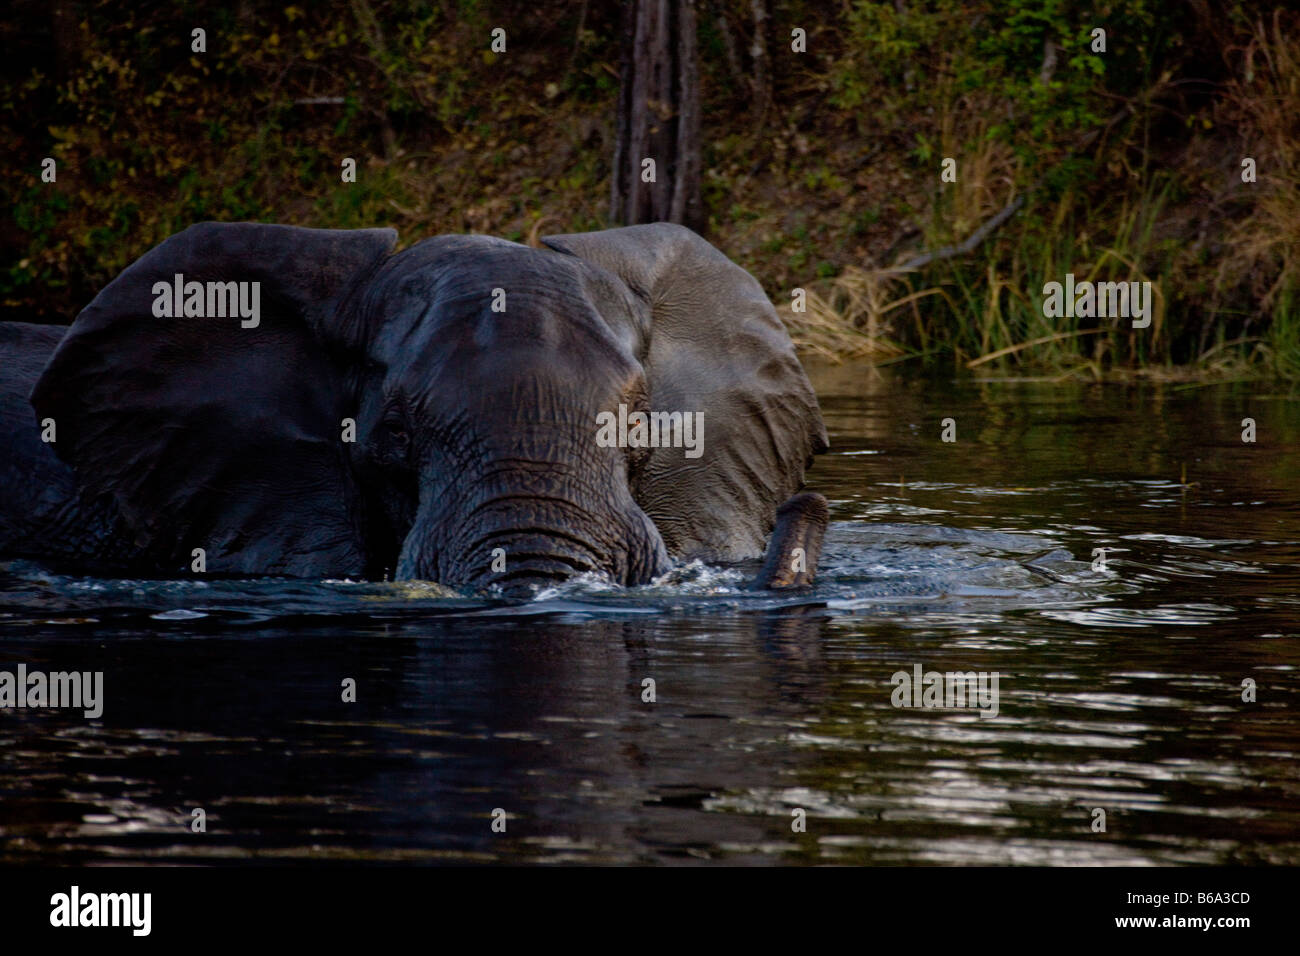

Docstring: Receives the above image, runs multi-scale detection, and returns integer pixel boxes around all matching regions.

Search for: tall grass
[782,8,1300,382]
[783,153,1179,378]
[1216,10,1300,381]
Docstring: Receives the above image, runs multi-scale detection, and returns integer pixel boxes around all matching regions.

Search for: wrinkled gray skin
[0,222,828,595]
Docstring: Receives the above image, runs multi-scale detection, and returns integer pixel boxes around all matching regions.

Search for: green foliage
[1,0,600,319]
[832,0,1174,169]
[0,0,1293,380]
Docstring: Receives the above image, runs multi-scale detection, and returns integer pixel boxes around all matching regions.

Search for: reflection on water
[1,366,1298,864]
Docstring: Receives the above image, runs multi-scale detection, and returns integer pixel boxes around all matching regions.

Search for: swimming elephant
[0,222,828,594]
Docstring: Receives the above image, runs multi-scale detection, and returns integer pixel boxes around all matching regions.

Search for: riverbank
[3,2,1295,381]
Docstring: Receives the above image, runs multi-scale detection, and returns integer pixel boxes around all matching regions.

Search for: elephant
[0,222,829,595]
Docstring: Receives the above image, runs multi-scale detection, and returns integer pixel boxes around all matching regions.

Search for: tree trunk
[610,0,704,232]
[749,0,771,128]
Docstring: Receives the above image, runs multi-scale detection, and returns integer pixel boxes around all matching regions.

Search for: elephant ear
[31,221,397,576]
[543,222,828,561]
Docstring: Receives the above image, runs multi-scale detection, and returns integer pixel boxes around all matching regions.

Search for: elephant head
[31,222,826,594]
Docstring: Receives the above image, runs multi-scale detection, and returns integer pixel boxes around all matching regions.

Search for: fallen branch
[892,103,1138,272]
[896,193,1027,271]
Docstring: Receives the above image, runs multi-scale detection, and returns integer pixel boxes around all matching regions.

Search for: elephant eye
[385,419,409,448]
[378,405,412,460]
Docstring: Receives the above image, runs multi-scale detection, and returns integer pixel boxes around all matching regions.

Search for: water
[2,365,1297,864]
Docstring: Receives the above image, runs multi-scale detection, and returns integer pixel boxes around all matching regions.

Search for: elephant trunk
[395,490,671,595]
[463,530,606,597]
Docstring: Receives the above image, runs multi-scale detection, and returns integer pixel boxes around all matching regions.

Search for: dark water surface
[2,365,1298,864]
